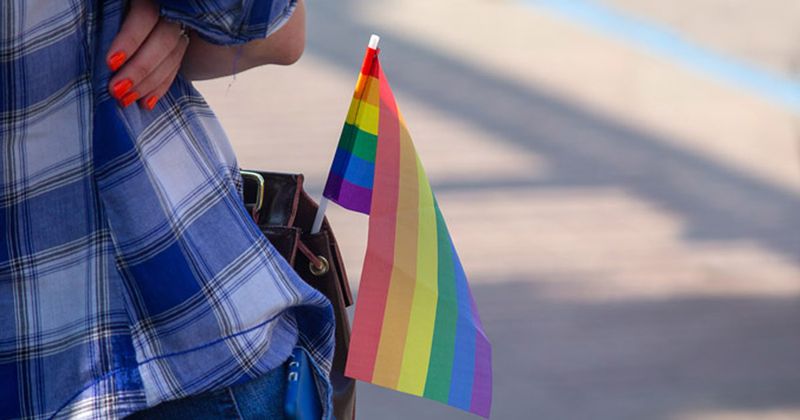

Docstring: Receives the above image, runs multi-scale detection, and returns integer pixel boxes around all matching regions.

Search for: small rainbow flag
[321,46,380,214]
[322,36,493,418]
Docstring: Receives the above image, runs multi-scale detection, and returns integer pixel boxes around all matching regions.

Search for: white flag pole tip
[369,34,380,49]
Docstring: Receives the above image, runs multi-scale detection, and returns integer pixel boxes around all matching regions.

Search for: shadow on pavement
[304,1,800,418]
[306,0,800,264]
[355,281,800,419]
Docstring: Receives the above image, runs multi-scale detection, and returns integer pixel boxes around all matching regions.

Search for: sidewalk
[195,1,800,418]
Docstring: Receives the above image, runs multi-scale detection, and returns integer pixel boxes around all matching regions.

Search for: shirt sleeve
[157,0,297,45]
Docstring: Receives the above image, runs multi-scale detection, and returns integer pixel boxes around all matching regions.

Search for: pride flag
[321,46,380,214]
[322,37,493,418]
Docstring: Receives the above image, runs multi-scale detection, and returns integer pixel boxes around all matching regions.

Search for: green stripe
[338,123,377,163]
[422,201,458,402]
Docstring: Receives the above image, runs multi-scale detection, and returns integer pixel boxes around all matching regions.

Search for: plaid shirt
[0,1,335,419]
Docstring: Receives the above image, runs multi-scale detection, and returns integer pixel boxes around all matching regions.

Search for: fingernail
[144,96,158,111]
[107,51,126,71]
[111,79,133,100]
[120,91,139,108]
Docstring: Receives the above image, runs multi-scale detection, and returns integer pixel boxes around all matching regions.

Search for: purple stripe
[463,256,492,417]
[455,249,492,418]
[323,173,372,214]
[470,331,493,417]
[468,280,492,417]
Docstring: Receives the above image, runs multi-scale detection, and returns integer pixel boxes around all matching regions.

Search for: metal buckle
[309,256,330,276]
[240,170,266,214]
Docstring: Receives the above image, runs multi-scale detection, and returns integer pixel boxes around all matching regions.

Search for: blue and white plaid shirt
[0,1,335,418]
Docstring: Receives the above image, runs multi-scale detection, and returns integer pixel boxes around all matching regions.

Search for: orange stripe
[353,75,380,108]
[370,78,420,389]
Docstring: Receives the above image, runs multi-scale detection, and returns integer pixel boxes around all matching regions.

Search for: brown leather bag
[240,170,355,420]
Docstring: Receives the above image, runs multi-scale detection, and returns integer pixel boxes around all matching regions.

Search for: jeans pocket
[229,362,288,419]
[126,387,240,420]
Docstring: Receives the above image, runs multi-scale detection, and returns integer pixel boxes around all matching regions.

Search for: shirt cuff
[158,0,297,45]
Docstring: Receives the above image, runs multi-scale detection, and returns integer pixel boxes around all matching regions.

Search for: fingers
[105,0,159,71]
[110,19,182,88]
[139,59,182,111]
[130,32,188,97]
[106,0,190,111]
[138,42,187,110]
[110,20,184,106]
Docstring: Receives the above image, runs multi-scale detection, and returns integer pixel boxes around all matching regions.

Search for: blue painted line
[527,0,800,112]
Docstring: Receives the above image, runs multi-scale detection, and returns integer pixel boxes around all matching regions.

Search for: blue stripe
[447,242,476,410]
[528,0,800,112]
[330,147,375,189]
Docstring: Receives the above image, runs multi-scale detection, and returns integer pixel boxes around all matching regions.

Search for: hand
[180,0,306,81]
[105,0,190,110]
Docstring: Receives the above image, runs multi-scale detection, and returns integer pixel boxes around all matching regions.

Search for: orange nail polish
[110,79,132,100]
[145,96,158,110]
[120,91,139,108]
[107,51,126,71]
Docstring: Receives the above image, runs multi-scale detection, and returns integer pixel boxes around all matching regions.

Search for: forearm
[180,0,305,81]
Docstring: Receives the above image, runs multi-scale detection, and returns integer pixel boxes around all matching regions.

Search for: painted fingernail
[107,51,126,71]
[144,96,158,111]
[111,79,132,100]
[120,91,139,108]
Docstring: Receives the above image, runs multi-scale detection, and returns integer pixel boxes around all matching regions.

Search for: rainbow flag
[323,38,493,418]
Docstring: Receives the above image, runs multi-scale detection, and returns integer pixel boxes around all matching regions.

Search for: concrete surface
[195,0,800,418]
[601,0,800,77]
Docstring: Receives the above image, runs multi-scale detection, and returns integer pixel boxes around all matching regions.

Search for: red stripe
[345,56,403,381]
[360,47,380,78]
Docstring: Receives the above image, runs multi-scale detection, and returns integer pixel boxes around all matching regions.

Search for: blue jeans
[127,362,287,419]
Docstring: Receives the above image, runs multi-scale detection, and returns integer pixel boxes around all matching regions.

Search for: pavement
[194,1,800,418]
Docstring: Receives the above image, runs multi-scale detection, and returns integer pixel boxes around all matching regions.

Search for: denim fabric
[233,363,289,419]
[127,362,288,420]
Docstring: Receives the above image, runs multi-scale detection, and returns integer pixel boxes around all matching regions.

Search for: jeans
[127,362,287,419]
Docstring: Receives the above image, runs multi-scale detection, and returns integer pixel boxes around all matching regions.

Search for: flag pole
[311,34,381,234]
[311,198,328,234]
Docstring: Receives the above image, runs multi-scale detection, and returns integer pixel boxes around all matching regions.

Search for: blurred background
[195,0,800,418]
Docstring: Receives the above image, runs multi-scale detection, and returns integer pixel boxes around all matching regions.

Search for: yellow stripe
[371,112,420,389]
[345,75,380,135]
[396,136,439,395]
[345,99,379,136]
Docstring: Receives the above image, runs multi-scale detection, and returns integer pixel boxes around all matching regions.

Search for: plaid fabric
[0,1,335,419]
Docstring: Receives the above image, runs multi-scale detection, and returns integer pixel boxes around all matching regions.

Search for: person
[0,0,335,418]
